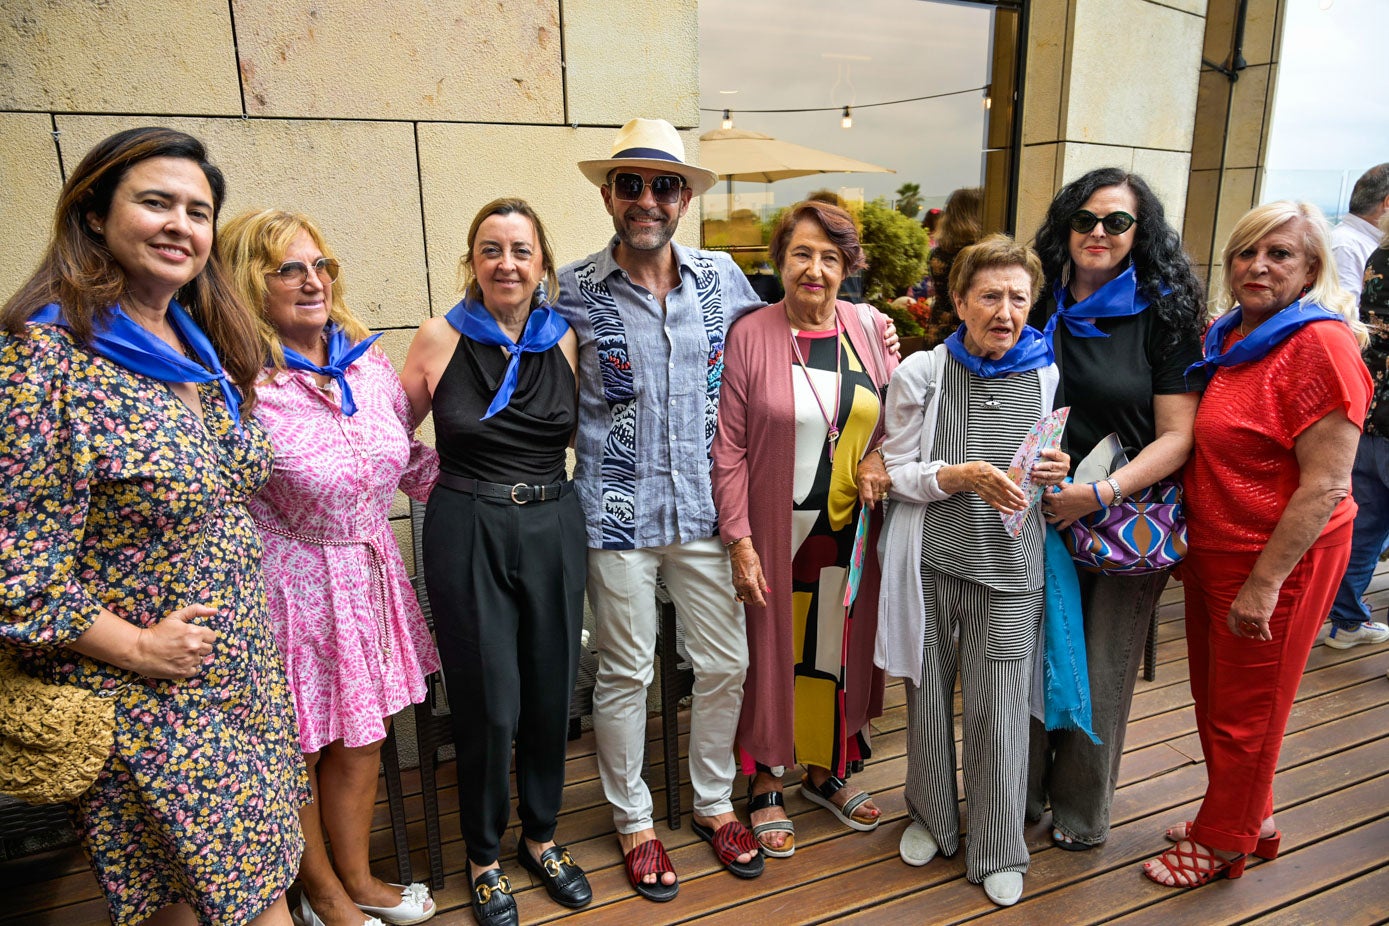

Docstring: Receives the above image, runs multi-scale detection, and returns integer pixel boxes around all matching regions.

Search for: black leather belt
[437,471,573,504]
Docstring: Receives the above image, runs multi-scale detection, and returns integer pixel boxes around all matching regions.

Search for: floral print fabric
[1359,244,1389,437]
[248,347,440,753]
[0,325,308,925]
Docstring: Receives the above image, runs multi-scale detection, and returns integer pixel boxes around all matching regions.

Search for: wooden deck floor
[5,569,1389,925]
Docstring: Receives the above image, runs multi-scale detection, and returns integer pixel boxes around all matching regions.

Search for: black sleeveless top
[432,334,576,484]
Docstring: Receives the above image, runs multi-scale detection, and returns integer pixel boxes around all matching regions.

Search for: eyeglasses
[266,257,341,287]
[609,172,685,204]
[1068,210,1137,235]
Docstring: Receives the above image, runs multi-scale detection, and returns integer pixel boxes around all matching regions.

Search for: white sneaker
[983,871,1024,906]
[899,822,938,866]
[1324,621,1389,649]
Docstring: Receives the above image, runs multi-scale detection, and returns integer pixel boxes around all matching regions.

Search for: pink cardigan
[712,299,897,769]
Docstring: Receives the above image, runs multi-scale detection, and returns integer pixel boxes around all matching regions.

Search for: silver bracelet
[1104,476,1124,507]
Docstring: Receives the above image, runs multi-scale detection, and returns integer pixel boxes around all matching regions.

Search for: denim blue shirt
[555,238,762,550]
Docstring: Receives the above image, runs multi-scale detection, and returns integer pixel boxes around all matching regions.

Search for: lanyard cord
[789,318,843,461]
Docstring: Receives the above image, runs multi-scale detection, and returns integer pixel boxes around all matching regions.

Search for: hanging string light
[703,85,989,132]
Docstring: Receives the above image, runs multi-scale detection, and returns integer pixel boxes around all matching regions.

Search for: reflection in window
[697,0,1021,350]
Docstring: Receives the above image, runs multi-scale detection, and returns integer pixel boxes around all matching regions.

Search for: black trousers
[422,486,585,867]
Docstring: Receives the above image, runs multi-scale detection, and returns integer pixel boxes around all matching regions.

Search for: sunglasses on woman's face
[609,172,685,204]
[1068,210,1137,235]
[266,257,341,287]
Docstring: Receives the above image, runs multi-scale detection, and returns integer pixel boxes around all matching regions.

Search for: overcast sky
[1261,0,1388,216]
[698,0,993,216]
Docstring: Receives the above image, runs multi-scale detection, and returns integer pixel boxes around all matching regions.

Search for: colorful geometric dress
[0,325,308,925]
[788,326,881,774]
[248,347,441,753]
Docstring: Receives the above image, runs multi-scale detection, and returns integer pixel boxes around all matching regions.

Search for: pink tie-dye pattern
[248,347,441,753]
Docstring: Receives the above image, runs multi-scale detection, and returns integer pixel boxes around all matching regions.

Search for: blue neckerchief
[1044,264,1167,339]
[1184,298,1345,387]
[30,301,244,435]
[281,324,382,416]
[945,323,1054,378]
[444,298,570,419]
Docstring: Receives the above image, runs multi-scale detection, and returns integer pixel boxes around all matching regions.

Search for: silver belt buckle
[510,483,530,504]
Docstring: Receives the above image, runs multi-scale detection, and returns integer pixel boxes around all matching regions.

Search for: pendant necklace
[790,318,843,461]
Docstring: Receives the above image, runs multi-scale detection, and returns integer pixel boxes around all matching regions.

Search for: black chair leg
[658,596,682,829]
[416,709,447,891]
[380,723,413,884]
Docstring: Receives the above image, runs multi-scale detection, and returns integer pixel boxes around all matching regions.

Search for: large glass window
[698,0,1022,344]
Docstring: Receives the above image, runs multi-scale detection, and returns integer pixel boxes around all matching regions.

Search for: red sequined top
[1186,320,1372,553]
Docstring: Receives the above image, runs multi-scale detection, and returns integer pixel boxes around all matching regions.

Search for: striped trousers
[904,569,1042,882]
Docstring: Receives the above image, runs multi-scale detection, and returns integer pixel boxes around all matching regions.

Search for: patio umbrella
[697,127,895,183]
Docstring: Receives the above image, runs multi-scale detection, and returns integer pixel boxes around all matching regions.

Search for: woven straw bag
[0,649,115,804]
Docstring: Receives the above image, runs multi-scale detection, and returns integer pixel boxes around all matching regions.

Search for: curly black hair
[1034,168,1204,349]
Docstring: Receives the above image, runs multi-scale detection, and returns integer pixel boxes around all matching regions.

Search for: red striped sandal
[691,819,765,879]
[623,837,679,903]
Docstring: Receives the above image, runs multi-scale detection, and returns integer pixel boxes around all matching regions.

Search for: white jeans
[588,536,748,833]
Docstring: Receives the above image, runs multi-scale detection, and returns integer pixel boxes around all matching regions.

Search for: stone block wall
[1,0,701,324]
[1017,0,1208,246]
[1183,0,1285,303]
[1,0,701,556]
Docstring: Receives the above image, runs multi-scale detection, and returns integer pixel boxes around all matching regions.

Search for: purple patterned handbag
[1064,478,1187,575]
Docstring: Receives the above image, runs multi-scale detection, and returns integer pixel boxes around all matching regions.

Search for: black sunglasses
[609,172,685,204]
[266,257,341,287]
[1068,210,1136,235]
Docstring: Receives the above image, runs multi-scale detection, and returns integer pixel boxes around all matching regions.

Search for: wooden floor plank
[1245,862,1389,926]
[6,570,1389,926]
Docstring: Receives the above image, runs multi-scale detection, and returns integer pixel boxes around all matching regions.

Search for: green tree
[859,198,930,327]
[894,182,923,219]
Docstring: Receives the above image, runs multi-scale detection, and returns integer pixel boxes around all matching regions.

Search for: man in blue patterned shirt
[555,118,765,898]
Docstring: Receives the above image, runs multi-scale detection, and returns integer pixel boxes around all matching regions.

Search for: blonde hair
[218,209,371,368]
[456,198,560,307]
[1217,201,1367,347]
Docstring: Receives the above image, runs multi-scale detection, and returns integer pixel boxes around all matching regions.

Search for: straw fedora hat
[578,118,719,197]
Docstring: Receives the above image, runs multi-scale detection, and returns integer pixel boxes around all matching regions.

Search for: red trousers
[1182,529,1350,855]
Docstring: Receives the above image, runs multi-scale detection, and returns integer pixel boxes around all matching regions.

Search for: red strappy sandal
[1144,839,1247,887]
[1164,821,1282,859]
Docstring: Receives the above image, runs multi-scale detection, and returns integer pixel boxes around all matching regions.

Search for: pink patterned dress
[248,346,441,753]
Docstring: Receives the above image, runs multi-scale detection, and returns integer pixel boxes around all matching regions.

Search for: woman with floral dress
[221,210,441,926]
[0,127,307,925]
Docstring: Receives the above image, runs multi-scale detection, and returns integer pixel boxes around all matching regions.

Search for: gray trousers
[905,570,1042,882]
[1026,569,1169,844]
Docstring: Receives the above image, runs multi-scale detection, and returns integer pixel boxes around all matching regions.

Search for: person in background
[1323,210,1389,650]
[878,234,1069,908]
[1146,201,1370,887]
[401,198,589,926]
[928,186,984,322]
[222,209,441,926]
[909,208,945,301]
[0,126,306,925]
[1330,163,1389,300]
[1026,168,1204,852]
[713,200,895,859]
